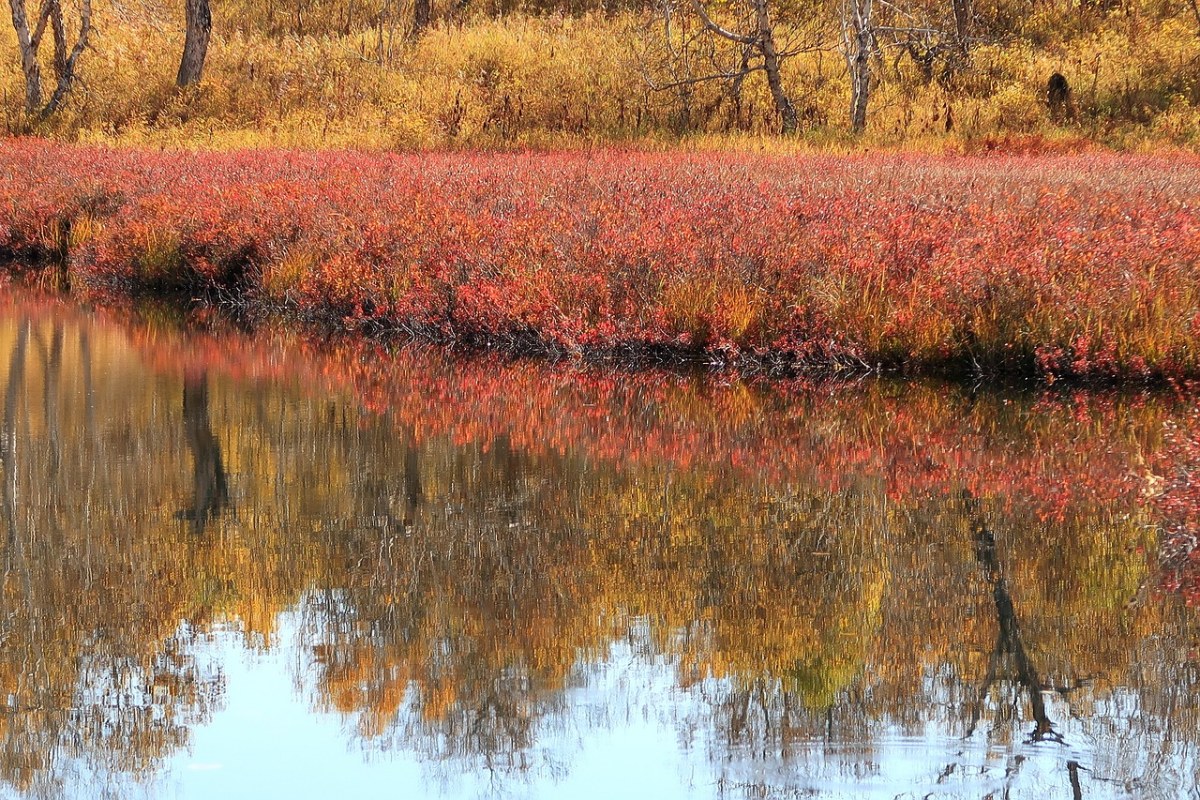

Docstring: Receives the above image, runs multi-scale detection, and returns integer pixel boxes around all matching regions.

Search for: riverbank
[4,140,1198,383]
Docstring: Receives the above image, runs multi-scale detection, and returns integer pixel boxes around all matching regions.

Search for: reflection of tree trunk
[965,491,1060,743]
[2,322,28,552]
[43,325,62,482]
[1068,759,1083,799]
[403,441,422,528]
[180,372,228,532]
[1,322,32,606]
[79,329,94,438]
[79,327,95,583]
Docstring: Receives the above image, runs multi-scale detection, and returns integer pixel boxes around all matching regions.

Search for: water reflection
[0,292,1196,798]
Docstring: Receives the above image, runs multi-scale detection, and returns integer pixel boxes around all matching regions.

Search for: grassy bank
[5,9,1200,149]
[3,140,1199,382]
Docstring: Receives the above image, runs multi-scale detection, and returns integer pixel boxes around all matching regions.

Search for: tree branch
[30,0,54,51]
[689,0,758,45]
[645,63,766,91]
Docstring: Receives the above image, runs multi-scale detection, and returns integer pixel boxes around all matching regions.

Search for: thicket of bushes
[1,0,1198,147]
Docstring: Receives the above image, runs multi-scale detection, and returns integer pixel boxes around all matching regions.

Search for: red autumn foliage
[10,287,1196,604]
[20,288,1149,532]
[2,139,1199,382]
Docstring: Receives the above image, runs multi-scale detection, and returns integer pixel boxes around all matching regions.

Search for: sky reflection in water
[0,293,1196,799]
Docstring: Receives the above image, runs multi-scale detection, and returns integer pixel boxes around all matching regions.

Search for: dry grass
[1,4,1198,148]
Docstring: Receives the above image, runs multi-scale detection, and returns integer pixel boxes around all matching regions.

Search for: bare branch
[689,0,757,45]
[645,63,767,92]
[874,25,945,35]
[29,0,53,50]
[40,0,90,116]
[876,0,920,22]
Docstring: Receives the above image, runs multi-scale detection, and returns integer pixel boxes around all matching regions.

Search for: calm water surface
[0,292,1197,799]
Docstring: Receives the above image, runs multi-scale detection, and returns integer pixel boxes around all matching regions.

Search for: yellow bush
[990,83,1048,132]
[0,0,1196,148]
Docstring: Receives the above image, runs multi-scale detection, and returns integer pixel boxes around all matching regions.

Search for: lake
[0,290,1195,799]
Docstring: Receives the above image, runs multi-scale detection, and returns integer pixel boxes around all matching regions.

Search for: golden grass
[0,4,1197,148]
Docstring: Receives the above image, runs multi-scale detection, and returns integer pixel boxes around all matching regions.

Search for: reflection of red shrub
[1154,408,1200,604]
[3,140,1199,382]
[25,290,1143,532]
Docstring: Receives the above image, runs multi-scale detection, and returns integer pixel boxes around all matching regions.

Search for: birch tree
[6,0,91,117]
[643,0,822,134]
[841,0,873,133]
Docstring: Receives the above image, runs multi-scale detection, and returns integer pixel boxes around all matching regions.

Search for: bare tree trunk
[176,0,211,87]
[411,0,430,39]
[688,0,799,135]
[729,44,752,130]
[49,0,66,74]
[951,0,971,53]
[7,0,44,113]
[843,0,873,133]
[7,0,90,116]
[752,0,797,134]
[41,0,90,116]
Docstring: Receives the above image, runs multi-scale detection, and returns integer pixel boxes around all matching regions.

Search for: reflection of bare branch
[965,491,1062,745]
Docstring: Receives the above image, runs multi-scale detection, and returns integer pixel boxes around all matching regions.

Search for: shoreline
[7,270,1194,394]
[4,142,1198,388]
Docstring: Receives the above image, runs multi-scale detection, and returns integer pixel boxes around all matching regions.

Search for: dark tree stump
[1047,72,1076,123]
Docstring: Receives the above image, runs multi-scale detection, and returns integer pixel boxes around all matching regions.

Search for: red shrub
[2,139,1198,382]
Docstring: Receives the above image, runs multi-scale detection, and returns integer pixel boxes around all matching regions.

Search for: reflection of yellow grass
[421,679,458,722]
